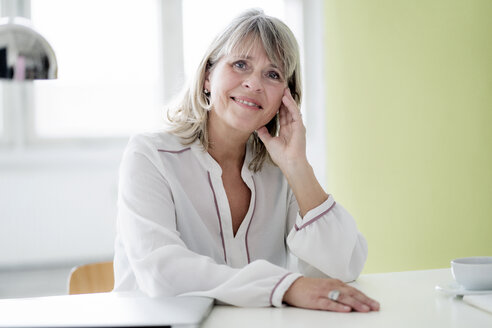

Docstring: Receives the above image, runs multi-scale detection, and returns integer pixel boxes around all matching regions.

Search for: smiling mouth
[231,97,262,109]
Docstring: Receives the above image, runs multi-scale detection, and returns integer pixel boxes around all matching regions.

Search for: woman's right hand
[283,277,380,312]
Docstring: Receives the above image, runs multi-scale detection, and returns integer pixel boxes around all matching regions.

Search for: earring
[204,88,210,94]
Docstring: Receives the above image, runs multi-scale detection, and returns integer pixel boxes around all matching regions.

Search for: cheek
[209,80,227,105]
[210,73,238,101]
[268,88,285,111]
[263,93,283,123]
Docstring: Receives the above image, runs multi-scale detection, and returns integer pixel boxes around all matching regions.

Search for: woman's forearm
[280,159,328,218]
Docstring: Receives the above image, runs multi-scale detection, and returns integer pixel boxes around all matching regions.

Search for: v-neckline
[193,141,257,240]
[230,173,256,239]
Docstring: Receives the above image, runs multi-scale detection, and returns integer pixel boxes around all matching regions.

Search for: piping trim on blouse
[244,175,257,264]
[294,200,337,231]
[157,147,191,154]
[269,272,293,306]
[207,171,228,264]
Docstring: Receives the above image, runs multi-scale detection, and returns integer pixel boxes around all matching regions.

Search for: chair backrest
[68,261,114,295]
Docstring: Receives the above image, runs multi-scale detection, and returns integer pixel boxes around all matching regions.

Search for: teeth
[235,98,260,108]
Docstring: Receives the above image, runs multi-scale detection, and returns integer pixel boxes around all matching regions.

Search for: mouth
[231,97,262,110]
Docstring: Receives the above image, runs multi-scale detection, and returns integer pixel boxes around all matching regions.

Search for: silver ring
[328,290,341,302]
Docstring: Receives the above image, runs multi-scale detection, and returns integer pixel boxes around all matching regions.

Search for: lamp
[0,16,57,80]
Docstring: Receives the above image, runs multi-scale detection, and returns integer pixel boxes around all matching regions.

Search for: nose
[242,72,263,92]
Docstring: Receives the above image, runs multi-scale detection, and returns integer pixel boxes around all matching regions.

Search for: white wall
[0,146,123,269]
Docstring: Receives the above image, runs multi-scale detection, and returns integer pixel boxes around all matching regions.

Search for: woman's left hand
[256,88,307,170]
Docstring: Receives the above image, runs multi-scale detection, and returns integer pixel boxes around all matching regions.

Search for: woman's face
[205,41,287,136]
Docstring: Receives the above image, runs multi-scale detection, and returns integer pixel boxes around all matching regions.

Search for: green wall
[323,0,492,273]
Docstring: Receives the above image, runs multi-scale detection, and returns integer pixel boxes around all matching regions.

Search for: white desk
[202,269,491,328]
[0,269,489,327]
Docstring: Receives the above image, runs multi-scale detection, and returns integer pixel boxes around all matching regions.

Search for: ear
[204,74,211,92]
[204,59,215,94]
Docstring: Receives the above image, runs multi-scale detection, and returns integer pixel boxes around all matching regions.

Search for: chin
[229,121,257,135]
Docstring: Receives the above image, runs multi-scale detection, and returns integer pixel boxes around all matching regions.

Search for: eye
[267,71,281,80]
[233,61,247,70]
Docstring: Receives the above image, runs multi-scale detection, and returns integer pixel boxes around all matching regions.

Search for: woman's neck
[207,115,250,171]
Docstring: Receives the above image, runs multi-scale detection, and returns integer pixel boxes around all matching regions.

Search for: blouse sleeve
[115,135,301,307]
[285,191,368,282]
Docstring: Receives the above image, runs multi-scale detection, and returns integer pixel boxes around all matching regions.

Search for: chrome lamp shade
[0,16,57,80]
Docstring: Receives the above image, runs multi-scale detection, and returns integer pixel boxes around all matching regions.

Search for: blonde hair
[166,8,302,172]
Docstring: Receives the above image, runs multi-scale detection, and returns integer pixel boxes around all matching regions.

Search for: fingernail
[371,301,380,310]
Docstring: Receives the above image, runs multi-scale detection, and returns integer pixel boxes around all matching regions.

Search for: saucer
[435,282,492,296]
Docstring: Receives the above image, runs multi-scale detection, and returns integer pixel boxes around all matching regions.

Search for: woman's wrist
[281,160,328,217]
[282,276,305,305]
[278,157,310,180]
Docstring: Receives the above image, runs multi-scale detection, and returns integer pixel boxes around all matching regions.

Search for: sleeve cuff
[269,272,303,307]
[294,195,336,231]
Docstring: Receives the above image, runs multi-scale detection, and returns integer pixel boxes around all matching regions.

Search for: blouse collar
[190,139,254,178]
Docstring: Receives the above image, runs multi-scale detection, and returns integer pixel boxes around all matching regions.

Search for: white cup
[451,256,492,290]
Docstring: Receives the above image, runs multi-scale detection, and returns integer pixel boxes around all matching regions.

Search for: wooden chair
[68,261,114,295]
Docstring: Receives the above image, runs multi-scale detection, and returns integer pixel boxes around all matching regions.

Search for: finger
[345,287,380,311]
[256,127,273,146]
[281,96,300,121]
[343,287,380,311]
[280,106,295,130]
[317,298,352,312]
[282,89,302,122]
[337,292,371,312]
[278,104,289,127]
[283,87,296,103]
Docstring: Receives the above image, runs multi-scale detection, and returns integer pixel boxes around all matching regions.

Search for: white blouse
[113,132,368,307]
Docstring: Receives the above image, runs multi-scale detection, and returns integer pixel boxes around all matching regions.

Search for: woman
[113,9,379,312]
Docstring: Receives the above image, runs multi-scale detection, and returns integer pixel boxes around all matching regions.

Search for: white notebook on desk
[0,292,214,328]
[463,294,492,314]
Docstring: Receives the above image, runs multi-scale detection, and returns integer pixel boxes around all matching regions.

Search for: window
[2,0,289,141]
[30,0,163,138]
